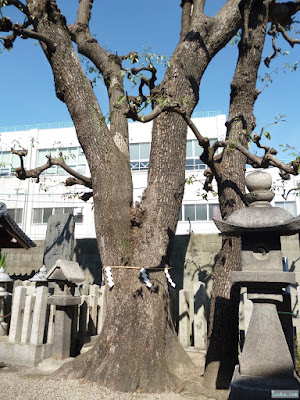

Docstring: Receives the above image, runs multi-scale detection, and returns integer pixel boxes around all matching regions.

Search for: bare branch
[270,1,300,27]
[0,33,16,49]
[13,150,92,189]
[277,21,300,47]
[0,17,56,51]
[79,191,93,202]
[203,167,214,192]
[264,23,281,67]
[173,109,210,148]
[217,139,299,178]
[131,66,157,94]
[6,0,29,16]
[0,17,13,32]
[126,104,165,123]
[120,51,139,62]
[65,176,92,188]
[11,148,27,171]
[13,24,56,51]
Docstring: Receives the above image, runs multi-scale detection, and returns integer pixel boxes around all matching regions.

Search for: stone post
[193,281,207,350]
[97,285,106,334]
[30,286,48,345]
[0,266,13,336]
[9,286,27,342]
[179,289,191,348]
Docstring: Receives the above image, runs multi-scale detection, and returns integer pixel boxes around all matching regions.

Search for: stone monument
[214,170,300,399]
[43,213,75,271]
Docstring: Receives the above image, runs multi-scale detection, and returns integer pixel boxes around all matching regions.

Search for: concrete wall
[5,233,300,293]
[5,238,102,285]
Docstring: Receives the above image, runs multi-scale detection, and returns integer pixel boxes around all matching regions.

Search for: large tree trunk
[55,3,242,393]
[204,0,271,389]
[24,0,241,393]
[58,269,192,392]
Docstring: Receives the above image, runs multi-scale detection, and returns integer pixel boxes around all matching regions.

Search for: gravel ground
[0,351,228,400]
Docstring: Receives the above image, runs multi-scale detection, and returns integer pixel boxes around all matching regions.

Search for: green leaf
[117,95,126,105]
[264,131,271,140]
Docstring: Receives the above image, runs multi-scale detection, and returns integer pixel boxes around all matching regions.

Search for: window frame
[274,201,297,217]
[178,203,220,222]
[0,150,27,177]
[7,208,23,225]
[32,207,84,224]
[129,142,151,171]
[37,147,87,176]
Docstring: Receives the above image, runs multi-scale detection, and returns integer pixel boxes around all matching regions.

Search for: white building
[0,112,298,240]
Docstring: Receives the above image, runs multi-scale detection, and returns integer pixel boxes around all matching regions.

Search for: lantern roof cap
[214,171,300,235]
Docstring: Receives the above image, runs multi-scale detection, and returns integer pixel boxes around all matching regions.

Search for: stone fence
[0,280,299,367]
[0,281,106,366]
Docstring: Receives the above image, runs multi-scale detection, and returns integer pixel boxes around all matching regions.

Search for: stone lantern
[0,266,13,336]
[214,171,300,399]
[46,259,85,360]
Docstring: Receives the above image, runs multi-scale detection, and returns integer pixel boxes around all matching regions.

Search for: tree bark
[204,0,271,389]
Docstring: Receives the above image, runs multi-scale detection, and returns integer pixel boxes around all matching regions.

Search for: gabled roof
[0,202,36,249]
[46,259,85,283]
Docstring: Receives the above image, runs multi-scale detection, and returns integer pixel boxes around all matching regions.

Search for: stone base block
[0,336,52,366]
[228,366,300,400]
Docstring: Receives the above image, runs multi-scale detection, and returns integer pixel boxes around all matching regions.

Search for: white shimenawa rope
[104,266,114,288]
[103,265,176,289]
[164,268,176,288]
[140,267,152,288]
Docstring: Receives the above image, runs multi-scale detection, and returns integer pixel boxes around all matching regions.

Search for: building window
[129,139,217,172]
[185,139,216,171]
[129,143,150,171]
[32,207,83,224]
[275,201,297,217]
[178,203,221,222]
[0,151,26,176]
[37,147,87,175]
[7,208,23,224]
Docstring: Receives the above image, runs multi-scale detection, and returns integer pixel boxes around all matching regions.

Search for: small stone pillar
[46,259,84,360]
[29,265,48,287]
[214,171,300,399]
[0,266,13,336]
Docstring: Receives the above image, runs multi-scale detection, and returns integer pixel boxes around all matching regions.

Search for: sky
[0,0,299,161]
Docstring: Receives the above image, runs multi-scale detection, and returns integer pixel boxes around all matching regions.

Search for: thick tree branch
[180,0,193,40]
[13,24,56,51]
[173,109,210,148]
[12,149,92,188]
[79,191,93,202]
[120,51,139,62]
[277,21,300,46]
[191,0,206,22]
[126,104,165,122]
[213,139,299,178]
[75,0,93,26]
[269,1,300,27]
[65,176,92,188]
[6,0,29,16]
[0,17,55,51]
